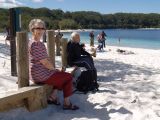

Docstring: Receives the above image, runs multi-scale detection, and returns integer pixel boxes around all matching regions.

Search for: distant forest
[0,7,160,32]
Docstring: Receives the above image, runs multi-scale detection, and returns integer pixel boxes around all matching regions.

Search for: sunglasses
[33,27,45,30]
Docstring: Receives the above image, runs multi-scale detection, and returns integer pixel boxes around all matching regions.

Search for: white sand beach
[0,35,160,120]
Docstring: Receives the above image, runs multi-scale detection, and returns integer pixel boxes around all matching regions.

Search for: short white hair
[70,32,79,40]
[29,19,45,32]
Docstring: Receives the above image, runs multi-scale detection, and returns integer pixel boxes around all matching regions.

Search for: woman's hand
[55,69,60,72]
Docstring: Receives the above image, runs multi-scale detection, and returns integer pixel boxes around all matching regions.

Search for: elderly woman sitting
[67,32,99,90]
[28,19,79,110]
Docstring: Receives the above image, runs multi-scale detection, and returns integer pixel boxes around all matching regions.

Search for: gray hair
[70,32,79,40]
[29,19,45,32]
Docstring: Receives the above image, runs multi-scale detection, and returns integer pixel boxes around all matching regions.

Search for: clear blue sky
[1,0,160,14]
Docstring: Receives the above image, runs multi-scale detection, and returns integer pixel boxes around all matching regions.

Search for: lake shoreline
[1,28,160,50]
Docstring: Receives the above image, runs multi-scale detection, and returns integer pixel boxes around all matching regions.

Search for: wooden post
[16,32,29,88]
[61,38,68,67]
[9,8,17,76]
[55,37,61,56]
[90,37,94,47]
[46,30,55,67]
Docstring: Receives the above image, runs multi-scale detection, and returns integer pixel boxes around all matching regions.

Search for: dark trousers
[102,39,106,48]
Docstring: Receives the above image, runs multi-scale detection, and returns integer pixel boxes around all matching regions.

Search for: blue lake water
[62,29,160,50]
[1,29,160,50]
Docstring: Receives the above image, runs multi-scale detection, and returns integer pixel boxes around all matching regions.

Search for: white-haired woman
[28,19,79,110]
[67,32,99,90]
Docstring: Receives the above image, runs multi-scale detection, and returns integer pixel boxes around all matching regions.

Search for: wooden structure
[0,30,55,112]
[0,85,48,112]
[9,8,17,76]
[61,38,68,67]
[0,31,96,112]
[46,30,55,67]
[16,32,29,88]
[0,30,78,112]
[9,8,21,76]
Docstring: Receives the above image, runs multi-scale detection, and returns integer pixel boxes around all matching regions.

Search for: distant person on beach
[28,19,79,110]
[118,37,121,45]
[89,31,94,47]
[101,31,107,48]
[97,33,103,51]
[118,37,120,43]
[67,32,98,87]
[56,29,63,39]
[4,26,11,45]
[55,29,63,55]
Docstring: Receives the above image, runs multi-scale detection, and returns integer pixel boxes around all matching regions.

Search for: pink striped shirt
[28,39,55,83]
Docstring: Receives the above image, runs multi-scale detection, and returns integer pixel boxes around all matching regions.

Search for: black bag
[75,70,99,94]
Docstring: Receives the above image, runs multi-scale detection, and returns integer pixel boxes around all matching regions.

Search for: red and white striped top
[28,39,55,83]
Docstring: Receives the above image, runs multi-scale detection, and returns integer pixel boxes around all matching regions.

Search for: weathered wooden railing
[0,30,57,112]
[0,30,93,112]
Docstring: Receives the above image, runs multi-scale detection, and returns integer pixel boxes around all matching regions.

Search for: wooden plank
[0,99,25,112]
[0,85,48,112]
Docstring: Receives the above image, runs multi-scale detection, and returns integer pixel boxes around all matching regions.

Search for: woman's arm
[39,58,55,70]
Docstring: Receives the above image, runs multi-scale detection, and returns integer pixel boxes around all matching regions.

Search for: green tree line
[0,7,160,32]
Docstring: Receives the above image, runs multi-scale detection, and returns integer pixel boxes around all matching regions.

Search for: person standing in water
[101,31,107,48]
